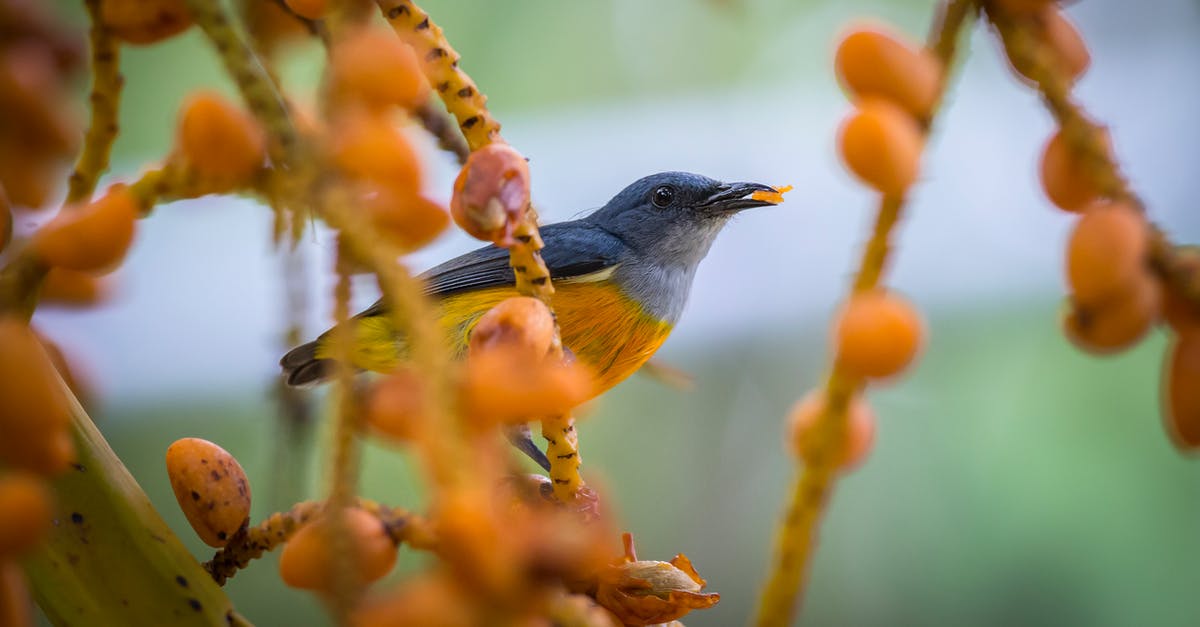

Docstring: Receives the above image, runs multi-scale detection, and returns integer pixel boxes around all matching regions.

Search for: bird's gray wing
[355,220,627,318]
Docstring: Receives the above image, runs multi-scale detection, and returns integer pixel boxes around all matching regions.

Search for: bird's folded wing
[355,220,627,319]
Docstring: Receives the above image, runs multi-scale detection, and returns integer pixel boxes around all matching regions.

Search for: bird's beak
[699,182,780,212]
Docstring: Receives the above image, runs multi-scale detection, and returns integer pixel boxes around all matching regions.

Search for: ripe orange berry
[786,390,876,470]
[177,92,266,190]
[165,438,251,547]
[279,508,398,591]
[837,99,923,196]
[450,144,531,246]
[834,289,925,379]
[0,562,32,627]
[1164,287,1200,335]
[1065,201,1148,305]
[40,268,111,308]
[834,26,942,119]
[331,28,428,111]
[460,348,594,425]
[331,113,422,194]
[362,187,449,252]
[283,0,328,20]
[1009,8,1090,84]
[0,473,53,558]
[1039,128,1112,212]
[366,368,426,444]
[0,319,74,475]
[1063,276,1160,355]
[100,0,192,45]
[31,185,137,274]
[469,297,557,364]
[354,574,475,627]
[1164,333,1200,451]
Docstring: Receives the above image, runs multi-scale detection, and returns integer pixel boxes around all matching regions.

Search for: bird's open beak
[700,181,781,212]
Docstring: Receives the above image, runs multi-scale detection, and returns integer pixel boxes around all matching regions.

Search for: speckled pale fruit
[165,438,251,548]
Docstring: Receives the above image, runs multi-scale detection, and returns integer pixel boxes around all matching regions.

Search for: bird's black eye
[652,185,675,208]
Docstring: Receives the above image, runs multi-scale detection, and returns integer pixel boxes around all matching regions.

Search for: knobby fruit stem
[376,0,585,502]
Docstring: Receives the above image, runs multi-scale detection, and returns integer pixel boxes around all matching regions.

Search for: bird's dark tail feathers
[280,341,334,387]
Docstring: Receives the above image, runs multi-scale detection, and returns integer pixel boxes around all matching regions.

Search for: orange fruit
[0,185,10,253]
[460,347,594,425]
[0,562,32,627]
[0,319,74,476]
[1164,285,1200,335]
[354,574,475,627]
[330,113,422,193]
[450,143,531,245]
[40,268,111,308]
[283,0,328,20]
[1164,333,1200,451]
[365,368,427,444]
[468,297,557,364]
[833,289,925,379]
[31,185,137,273]
[1065,201,1148,305]
[1009,8,1090,84]
[1063,276,1160,355]
[1039,128,1112,212]
[786,390,876,470]
[279,508,398,591]
[834,26,941,119]
[837,99,923,196]
[0,473,53,558]
[362,187,449,252]
[100,0,192,45]
[331,28,428,111]
[165,438,252,547]
[177,92,266,190]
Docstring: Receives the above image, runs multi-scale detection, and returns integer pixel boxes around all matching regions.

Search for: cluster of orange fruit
[782,24,934,471]
[0,0,82,213]
[986,2,1200,450]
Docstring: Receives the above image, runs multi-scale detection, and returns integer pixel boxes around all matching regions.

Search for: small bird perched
[281,172,779,459]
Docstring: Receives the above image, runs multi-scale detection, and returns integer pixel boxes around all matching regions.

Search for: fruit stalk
[754,2,976,625]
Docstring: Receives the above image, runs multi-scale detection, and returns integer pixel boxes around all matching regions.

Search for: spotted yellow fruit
[165,438,251,548]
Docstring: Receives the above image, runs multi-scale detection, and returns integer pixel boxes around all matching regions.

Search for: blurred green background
[36,0,1200,625]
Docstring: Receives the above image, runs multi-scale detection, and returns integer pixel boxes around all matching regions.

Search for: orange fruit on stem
[165,438,252,547]
[40,268,111,308]
[1008,8,1090,84]
[279,508,398,591]
[834,25,941,119]
[177,92,266,191]
[834,289,925,379]
[0,319,74,475]
[0,473,53,558]
[1063,275,1160,355]
[365,368,427,444]
[786,390,876,470]
[450,144,531,246]
[331,113,422,194]
[1065,201,1148,305]
[331,28,428,111]
[469,297,557,364]
[31,185,137,274]
[837,99,923,196]
[1164,333,1200,451]
[362,186,449,253]
[1039,128,1112,212]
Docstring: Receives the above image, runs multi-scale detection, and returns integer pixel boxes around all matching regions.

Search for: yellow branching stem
[203,499,427,586]
[376,0,585,502]
[377,0,502,151]
[753,2,976,626]
[984,4,1200,306]
[67,0,122,204]
[326,253,362,619]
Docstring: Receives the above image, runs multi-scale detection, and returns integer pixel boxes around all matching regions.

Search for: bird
[281,172,778,462]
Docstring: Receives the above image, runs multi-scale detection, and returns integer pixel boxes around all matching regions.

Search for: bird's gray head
[584,171,777,268]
